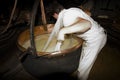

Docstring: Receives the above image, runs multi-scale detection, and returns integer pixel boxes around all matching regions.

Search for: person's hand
[57,29,65,41]
[54,40,63,51]
[54,28,65,51]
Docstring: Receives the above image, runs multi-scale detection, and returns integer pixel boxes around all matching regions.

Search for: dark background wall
[0,0,120,43]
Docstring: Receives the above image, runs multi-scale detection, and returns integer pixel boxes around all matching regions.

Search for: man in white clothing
[44,1,107,80]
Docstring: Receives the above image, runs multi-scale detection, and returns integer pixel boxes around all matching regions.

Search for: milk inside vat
[22,34,79,53]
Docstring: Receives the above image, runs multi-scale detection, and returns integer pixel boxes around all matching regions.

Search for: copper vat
[17,24,83,78]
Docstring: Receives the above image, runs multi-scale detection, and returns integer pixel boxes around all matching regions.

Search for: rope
[0,0,18,34]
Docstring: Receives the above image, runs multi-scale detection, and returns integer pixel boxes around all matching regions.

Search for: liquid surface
[22,34,79,52]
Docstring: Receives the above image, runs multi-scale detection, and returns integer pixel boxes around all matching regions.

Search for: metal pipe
[30,0,40,56]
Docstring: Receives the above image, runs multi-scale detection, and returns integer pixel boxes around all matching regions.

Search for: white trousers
[77,33,107,80]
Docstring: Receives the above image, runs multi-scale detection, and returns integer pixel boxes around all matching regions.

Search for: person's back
[62,8,104,41]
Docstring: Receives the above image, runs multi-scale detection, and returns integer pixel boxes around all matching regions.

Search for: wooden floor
[0,33,120,80]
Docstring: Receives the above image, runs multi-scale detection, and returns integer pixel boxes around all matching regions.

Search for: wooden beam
[40,0,47,31]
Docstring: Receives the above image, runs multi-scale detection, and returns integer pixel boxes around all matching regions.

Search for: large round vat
[17,24,83,78]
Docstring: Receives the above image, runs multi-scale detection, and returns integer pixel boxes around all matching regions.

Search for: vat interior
[22,34,79,52]
[17,24,83,55]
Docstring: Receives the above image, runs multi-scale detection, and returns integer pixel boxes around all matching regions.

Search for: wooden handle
[40,0,47,31]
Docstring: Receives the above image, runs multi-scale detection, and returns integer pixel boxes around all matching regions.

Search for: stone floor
[88,38,120,80]
[0,32,120,80]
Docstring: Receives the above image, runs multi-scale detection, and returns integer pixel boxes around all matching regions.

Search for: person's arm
[57,17,91,41]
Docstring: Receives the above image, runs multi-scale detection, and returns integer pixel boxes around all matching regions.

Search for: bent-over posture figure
[44,2,107,80]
